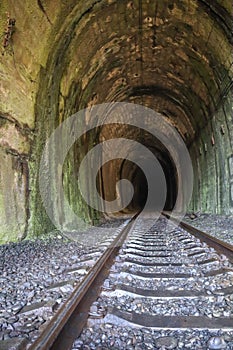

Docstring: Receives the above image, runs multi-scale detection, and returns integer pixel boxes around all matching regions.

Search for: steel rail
[163,212,233,262]
[29,216,137,350]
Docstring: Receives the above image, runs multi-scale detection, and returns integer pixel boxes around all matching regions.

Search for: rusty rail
[29,217,137,350]
[163,212,233,263]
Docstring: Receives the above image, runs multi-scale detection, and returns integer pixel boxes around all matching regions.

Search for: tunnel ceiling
[55,0,233,145]
[0,0,232,145]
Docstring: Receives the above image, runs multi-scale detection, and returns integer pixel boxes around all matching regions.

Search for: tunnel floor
[0,213,232,348]
[183,212,233,245]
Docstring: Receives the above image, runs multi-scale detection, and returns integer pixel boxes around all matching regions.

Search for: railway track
[26,217,136,350]
[0,220,129,350]
[28,214,233,349]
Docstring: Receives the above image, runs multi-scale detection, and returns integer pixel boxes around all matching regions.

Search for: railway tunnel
[0,0,232,243]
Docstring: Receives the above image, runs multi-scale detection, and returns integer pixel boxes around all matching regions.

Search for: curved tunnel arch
[0,0,232,241]
[24,0,233,232]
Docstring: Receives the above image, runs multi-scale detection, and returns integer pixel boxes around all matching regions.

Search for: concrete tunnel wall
[0,0,232,242]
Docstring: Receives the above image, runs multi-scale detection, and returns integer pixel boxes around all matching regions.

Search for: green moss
[0,190,16,244]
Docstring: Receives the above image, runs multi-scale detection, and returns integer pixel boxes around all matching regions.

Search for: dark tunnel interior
[118,156,178,213]
[91,122,179,215]
[73,124,180,215]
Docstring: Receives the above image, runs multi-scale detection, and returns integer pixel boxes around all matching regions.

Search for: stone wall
[189,93,233,214]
